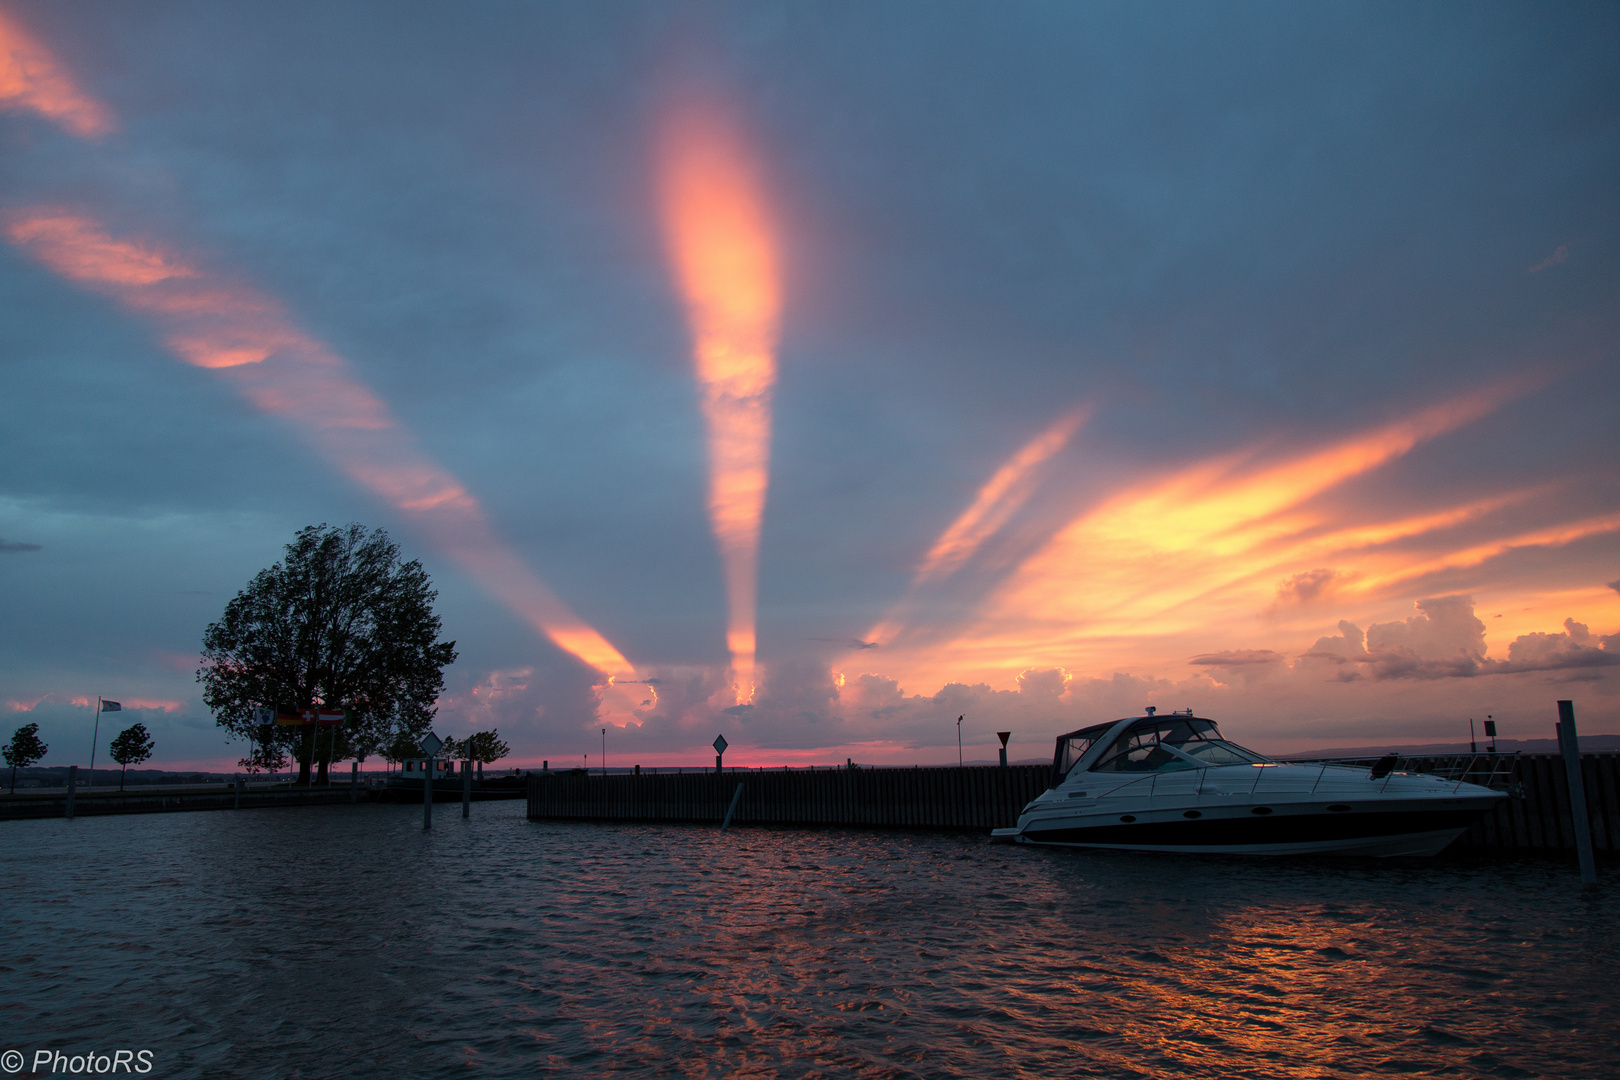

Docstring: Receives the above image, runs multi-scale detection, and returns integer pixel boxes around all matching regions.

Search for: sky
[2,1,1618,772]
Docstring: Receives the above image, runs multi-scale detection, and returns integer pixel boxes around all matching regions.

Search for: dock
[527,753,1620,854]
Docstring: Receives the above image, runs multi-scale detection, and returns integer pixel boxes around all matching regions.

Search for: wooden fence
[528,754,1620,854]
[528,764,1050,831]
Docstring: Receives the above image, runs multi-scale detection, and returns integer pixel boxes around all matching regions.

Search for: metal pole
[1556,701,1597,887]
[423,754,434,831]
[351,760,358,804]
[957,715,963,767]
[462,757,471,818]
[88,697,102,794]
[66,764,77,819]
[602,728,606,777]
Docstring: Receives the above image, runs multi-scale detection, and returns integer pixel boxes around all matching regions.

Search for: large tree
[198,523,458,785]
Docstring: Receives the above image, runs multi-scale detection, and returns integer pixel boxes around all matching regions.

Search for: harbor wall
[526,754,1620,854]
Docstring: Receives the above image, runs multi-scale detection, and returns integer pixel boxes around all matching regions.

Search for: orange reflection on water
[658,103,780,702]
[5,207,634,684]
[0,9,114,138]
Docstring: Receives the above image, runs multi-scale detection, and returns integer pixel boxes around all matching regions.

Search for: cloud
[657,99,781,703]
[1303,599,1617,681]
[1276,567,1345,605]
[1365,595,1486,659]
[911,407,1090,585]
[4,208,636,689]
[1189,650,1286,667]
[0,8,115,137]
[1528,244,1569,273]
[0,538,41,552]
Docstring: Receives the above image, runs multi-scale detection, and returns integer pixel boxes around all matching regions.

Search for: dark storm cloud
[0,538,41,551]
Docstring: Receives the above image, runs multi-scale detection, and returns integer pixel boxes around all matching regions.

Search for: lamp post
[957,715,963,767]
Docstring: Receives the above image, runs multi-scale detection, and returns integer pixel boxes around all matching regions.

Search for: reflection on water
[3,802,1614,1078]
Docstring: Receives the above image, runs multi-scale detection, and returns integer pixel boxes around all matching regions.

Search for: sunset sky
[3,1,1618,771]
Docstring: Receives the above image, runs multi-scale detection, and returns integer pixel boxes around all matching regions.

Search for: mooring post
[721,782,744,831]
[235,776,243,810]
[66,764,77,819]
[424,754,434,831]
[1555,700,1597,887]
[462,758,471,819]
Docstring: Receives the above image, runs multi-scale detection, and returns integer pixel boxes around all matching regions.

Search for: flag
[315,710,344,727]
[275,708,309,726]
[101,700,121,712]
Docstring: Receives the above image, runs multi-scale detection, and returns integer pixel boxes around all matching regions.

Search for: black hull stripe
[1022,808,1485,848]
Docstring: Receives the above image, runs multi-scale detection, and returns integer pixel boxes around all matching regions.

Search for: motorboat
[991,709,1508,856]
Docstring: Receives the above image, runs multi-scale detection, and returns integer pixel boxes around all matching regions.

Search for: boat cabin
[1050,711,1270,787]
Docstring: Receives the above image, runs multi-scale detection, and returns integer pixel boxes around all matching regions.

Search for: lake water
[3,801,1615,1078]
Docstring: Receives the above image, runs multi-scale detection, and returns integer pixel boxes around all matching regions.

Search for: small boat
[991,709,1508,856]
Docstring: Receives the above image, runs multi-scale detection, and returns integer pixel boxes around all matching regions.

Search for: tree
[383,728,424,776]
[3,722,47,794]
[238,741,289,776]
[466,729,510,780]
[108,723,155,791]
[197,523,458,786]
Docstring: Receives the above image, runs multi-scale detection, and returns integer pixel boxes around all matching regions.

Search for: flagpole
[89,696,102,793]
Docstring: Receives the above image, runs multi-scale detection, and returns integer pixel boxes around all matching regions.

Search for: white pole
[88,697,102,793]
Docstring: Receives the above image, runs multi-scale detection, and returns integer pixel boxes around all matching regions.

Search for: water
[3,801,1614,1079]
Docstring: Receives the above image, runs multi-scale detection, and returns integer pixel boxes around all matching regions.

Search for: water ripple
[2,802,1615,1078]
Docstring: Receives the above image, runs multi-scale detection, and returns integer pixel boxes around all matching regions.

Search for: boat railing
[1284,752,1522,794]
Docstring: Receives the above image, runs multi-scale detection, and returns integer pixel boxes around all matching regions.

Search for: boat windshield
[1050,722,1116,786]
[1090,718,1271,772]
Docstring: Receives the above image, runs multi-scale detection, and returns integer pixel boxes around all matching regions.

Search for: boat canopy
[1049,721,1119,787]
[1051,714,1270,785]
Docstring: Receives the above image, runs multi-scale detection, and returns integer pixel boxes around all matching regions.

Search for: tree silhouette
[108,723,155,791]
[3,722,48,794]
[198,523,457,785]
[466,729,511,780]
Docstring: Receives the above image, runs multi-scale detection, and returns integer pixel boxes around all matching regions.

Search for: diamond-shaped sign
[421,732,442,757]
[712,734,728,754]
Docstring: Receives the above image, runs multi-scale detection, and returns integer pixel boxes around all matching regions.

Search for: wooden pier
[527,754,1620,854]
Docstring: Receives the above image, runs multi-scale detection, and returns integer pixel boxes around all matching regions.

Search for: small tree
[108,723,155,791]
[3,722,48,794]
[198,523,458,785]
[466,729,511,780]
[238,741,289,776]
[384,728,424,776]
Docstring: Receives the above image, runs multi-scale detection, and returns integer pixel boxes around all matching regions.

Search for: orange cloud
[657,103,780,702]
[915,406,1090,584]
[5,207,634,684]
[872,384,1562,686]
[0,8,114,138]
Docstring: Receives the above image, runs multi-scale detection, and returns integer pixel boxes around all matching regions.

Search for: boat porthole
[1327,804,1352,813]
[1183,810,1202,819]
[1120,815,1136,823]
[1251,806,1272,815]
